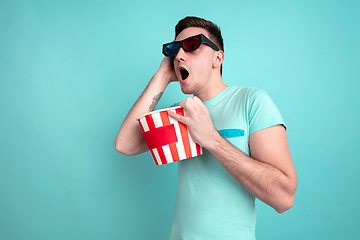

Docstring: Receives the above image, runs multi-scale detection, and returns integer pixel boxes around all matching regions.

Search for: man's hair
[175,16,224,74]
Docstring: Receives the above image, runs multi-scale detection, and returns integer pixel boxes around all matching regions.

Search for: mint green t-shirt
[167,86,285,240]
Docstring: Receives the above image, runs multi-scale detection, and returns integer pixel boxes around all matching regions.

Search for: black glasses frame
[162,34,220,57]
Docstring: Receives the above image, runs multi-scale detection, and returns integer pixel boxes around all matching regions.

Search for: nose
[175,47,186,62]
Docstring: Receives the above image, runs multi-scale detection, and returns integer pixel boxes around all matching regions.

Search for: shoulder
[227,86,263,95]
[226,86,268,102]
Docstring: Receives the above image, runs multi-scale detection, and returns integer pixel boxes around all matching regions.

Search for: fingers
[180,97,202,111]
[170,96,207,123]
[179,98,196,113]
[168,109,187,124]
[184,96,208,117]
[158,57,178,83]
[192,96,203,105]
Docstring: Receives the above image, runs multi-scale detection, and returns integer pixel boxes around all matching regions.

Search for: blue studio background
[1,0,359,239]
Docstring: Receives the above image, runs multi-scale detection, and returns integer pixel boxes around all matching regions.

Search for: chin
[180,88,192,95]
[180,85,197,95]
[180,80,201,94]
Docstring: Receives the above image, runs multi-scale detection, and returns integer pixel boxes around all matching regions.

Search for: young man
[115,16,297,239]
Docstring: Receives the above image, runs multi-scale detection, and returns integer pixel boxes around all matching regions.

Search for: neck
[194,75,228,102]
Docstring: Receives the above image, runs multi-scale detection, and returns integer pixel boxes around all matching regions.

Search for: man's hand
[157,57,178,83]
[168,96,218,148]
[115,57,178,155]
[168,96,297,213]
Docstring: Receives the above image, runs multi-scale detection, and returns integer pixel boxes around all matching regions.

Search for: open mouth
[180,68,189,81]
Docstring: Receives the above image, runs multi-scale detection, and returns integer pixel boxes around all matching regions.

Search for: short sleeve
[248,89,286,135]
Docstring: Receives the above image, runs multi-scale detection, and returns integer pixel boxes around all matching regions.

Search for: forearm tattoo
[149,92,163,112]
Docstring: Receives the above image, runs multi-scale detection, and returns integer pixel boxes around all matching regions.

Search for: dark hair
[175,16,224,74]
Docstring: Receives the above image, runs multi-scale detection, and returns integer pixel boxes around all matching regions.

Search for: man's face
[173,27,219,96]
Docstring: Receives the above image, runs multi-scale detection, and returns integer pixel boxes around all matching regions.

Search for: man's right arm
[114,57,177,156]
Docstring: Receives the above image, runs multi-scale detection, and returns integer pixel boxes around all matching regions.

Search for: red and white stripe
[138,107,203,165]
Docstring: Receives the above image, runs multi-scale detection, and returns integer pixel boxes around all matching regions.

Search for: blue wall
[1,0,359,239]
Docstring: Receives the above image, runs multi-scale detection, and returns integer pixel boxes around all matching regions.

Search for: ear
[213,50,224,69]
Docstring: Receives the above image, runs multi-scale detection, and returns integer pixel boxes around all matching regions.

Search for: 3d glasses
[162,34,220,57]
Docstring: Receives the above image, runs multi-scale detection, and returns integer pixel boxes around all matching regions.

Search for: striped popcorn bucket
[137,106,204,165]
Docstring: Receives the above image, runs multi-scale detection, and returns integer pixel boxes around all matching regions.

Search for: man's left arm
[168,96,297,213]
